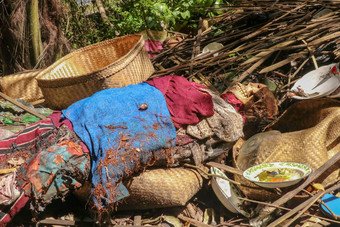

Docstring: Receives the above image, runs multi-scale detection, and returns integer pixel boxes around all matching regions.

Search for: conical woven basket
[36,34,154,109]
[232,99,340,201]
[0,70,43,103]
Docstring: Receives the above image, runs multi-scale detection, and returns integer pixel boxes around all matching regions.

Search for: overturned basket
[0,70,43,103]
[36,34,154,109]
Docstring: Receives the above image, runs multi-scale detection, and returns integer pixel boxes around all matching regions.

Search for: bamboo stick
[0,91,46,120]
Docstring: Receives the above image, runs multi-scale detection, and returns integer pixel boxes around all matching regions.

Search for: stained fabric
[0,113,89,222]
[0,172,29,224]
[62,83,176,208]
[16,126,90,212]
[0,172,20,206]
[49,111,89,153]
[146,75,214,128]
[0,191,29,224]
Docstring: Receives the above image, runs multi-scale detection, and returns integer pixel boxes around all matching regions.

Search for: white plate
[243,162,312,188]
[210,167,249,217]
[290,63,340,100]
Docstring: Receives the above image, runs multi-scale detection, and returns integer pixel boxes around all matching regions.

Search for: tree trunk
[95,0,111,25]
[29,0,43,67]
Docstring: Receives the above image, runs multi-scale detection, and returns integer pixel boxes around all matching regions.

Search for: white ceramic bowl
[210,167,249,217]
[243,162,312,188]
[290,63,340,99]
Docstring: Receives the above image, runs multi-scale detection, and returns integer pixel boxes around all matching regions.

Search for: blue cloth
[62,83,176,207]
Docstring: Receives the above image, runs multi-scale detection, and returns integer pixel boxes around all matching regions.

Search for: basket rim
[36,34,145,87]
[1,69,42,78]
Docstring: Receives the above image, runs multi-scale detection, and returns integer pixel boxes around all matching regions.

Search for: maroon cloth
[48,111,74,130]
[146,75,214,128]
[221,92,245,122]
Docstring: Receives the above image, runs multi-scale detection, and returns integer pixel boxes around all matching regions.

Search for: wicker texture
[233,98,340,201]
[36,34,154,109]
[0,70,43,102]
[118,168,203,210]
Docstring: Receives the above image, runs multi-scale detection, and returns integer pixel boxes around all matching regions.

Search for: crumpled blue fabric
[62,83,176,208]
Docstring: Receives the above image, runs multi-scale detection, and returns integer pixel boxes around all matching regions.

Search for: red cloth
[146,75,214,128]
[144,39,163,58]
[48,111,74,130]
[221,92,245,122]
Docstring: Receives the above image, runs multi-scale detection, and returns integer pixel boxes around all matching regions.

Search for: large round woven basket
[36,34,154,109]
[0,70,43,103]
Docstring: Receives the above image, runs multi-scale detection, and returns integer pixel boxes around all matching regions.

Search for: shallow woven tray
[119,167,203,210]
[0,70,43,103]
[36,34,154,109]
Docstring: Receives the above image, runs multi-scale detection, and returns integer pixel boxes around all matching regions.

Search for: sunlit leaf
[312,183,325,191]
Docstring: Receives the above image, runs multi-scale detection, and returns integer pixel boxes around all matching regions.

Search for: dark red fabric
[146,75,214,128]
[144,39,163,58]
[221,92,245,122]
[48,111,73,130]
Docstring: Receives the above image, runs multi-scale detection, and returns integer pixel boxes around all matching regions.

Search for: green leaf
[181,10,190,19]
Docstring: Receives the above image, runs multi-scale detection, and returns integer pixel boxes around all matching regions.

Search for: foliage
[62,0,230,48]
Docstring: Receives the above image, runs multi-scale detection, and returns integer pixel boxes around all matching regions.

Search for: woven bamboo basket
[36,34,154,109]
[73,167,203,210]
[232,99,340,201]
[0,70,43,103]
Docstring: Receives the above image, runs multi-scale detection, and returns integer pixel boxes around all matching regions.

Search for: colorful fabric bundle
[16,129,90,212]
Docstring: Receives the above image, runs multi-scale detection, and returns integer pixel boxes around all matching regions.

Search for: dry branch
[152,1,340,96]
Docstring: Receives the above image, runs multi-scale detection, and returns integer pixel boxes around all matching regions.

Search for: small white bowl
[210,167,249,217]
[202,42,224,56]
[243,162,312,188]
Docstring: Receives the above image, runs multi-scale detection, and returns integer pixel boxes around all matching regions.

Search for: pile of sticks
[152,0,340,102]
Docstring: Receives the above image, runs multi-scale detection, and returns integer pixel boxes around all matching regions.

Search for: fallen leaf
[312,183,325,191]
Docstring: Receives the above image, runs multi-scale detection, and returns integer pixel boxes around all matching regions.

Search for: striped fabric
[0,118,56,156]
[0,191,29,224]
